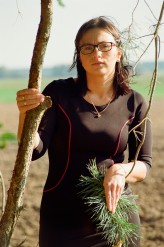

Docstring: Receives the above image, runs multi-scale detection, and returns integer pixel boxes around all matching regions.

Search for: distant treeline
[0,64,76,79]
[0,61,163,79]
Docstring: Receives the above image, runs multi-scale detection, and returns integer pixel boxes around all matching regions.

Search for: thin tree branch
[133,35,155,68]
[14,0,23,22]
[0,171,5,217]
[144,0,158,21]
[126,1,164,178]
[128,0,140,35]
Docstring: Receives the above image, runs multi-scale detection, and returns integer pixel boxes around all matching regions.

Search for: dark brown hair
[70,16,131,96]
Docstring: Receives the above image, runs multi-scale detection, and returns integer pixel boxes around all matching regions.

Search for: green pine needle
[78,159,140,247]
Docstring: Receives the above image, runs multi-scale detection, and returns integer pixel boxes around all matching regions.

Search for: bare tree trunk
[0,1,53,246]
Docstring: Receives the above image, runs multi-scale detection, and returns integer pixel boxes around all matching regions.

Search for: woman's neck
[87,74,114,95]
[85,74,115,105]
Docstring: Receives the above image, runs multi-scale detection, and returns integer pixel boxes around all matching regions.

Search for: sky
[0,0,164,69]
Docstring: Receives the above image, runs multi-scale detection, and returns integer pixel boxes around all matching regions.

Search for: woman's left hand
[103,164,126,214]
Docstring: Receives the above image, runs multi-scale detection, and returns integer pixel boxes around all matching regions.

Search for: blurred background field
[0,72,164,103]
[0,69,164,247]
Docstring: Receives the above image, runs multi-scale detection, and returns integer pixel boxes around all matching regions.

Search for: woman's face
[79,28,122,78]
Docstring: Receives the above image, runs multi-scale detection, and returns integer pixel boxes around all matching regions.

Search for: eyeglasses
[79,42,116,55]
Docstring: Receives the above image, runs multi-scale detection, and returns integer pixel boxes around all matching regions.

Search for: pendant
[94,113,101,118]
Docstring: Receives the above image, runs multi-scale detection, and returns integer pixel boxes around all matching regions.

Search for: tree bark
[0,1,53,246]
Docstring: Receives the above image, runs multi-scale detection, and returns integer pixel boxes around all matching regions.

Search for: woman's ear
[116,48,122,62]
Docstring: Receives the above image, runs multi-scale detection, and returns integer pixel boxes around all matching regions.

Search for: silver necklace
[87,93,111,118]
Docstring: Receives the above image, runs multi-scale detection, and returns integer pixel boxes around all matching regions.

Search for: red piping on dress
[113,116,134,157]
[44,103,72,193]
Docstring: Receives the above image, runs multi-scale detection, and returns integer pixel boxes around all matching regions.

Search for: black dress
[32,78,152,247]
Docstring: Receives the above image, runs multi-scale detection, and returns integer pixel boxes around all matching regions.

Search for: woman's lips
[92,61,104,66]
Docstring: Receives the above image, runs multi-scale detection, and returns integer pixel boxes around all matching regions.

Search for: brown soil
[0,100,163,247]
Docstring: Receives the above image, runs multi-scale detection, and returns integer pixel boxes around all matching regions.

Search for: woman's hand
[16,88,45,144]
[103,164,126,214]
[16,88,45,114]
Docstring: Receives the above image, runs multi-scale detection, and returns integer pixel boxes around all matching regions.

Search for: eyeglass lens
[80,42,114,55]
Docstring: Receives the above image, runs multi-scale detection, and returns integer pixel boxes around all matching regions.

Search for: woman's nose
[92,47,102,57]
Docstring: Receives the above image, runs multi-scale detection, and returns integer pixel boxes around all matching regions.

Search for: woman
[16,16,152,247]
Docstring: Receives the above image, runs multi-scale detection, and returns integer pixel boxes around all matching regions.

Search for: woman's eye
[84,46,92,51]
[101,43,110,48]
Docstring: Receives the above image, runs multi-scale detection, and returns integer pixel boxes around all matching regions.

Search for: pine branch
[78,160,140,247]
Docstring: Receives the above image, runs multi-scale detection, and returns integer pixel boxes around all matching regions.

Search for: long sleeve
[32,83,57,160]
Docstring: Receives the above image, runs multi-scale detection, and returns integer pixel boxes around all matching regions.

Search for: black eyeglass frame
[79,42,117,55]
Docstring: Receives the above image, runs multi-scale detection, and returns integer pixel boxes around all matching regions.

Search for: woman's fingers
[17,88,38,98]
[104,174,125,214]
[105,184,119,213]
[112,184,122,213]
[16,88,45,113]
[115,186,122,205]
[16,88,44,103]
[18,102,42,113]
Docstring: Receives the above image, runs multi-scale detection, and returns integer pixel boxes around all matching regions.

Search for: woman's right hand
[16,88,45,114]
